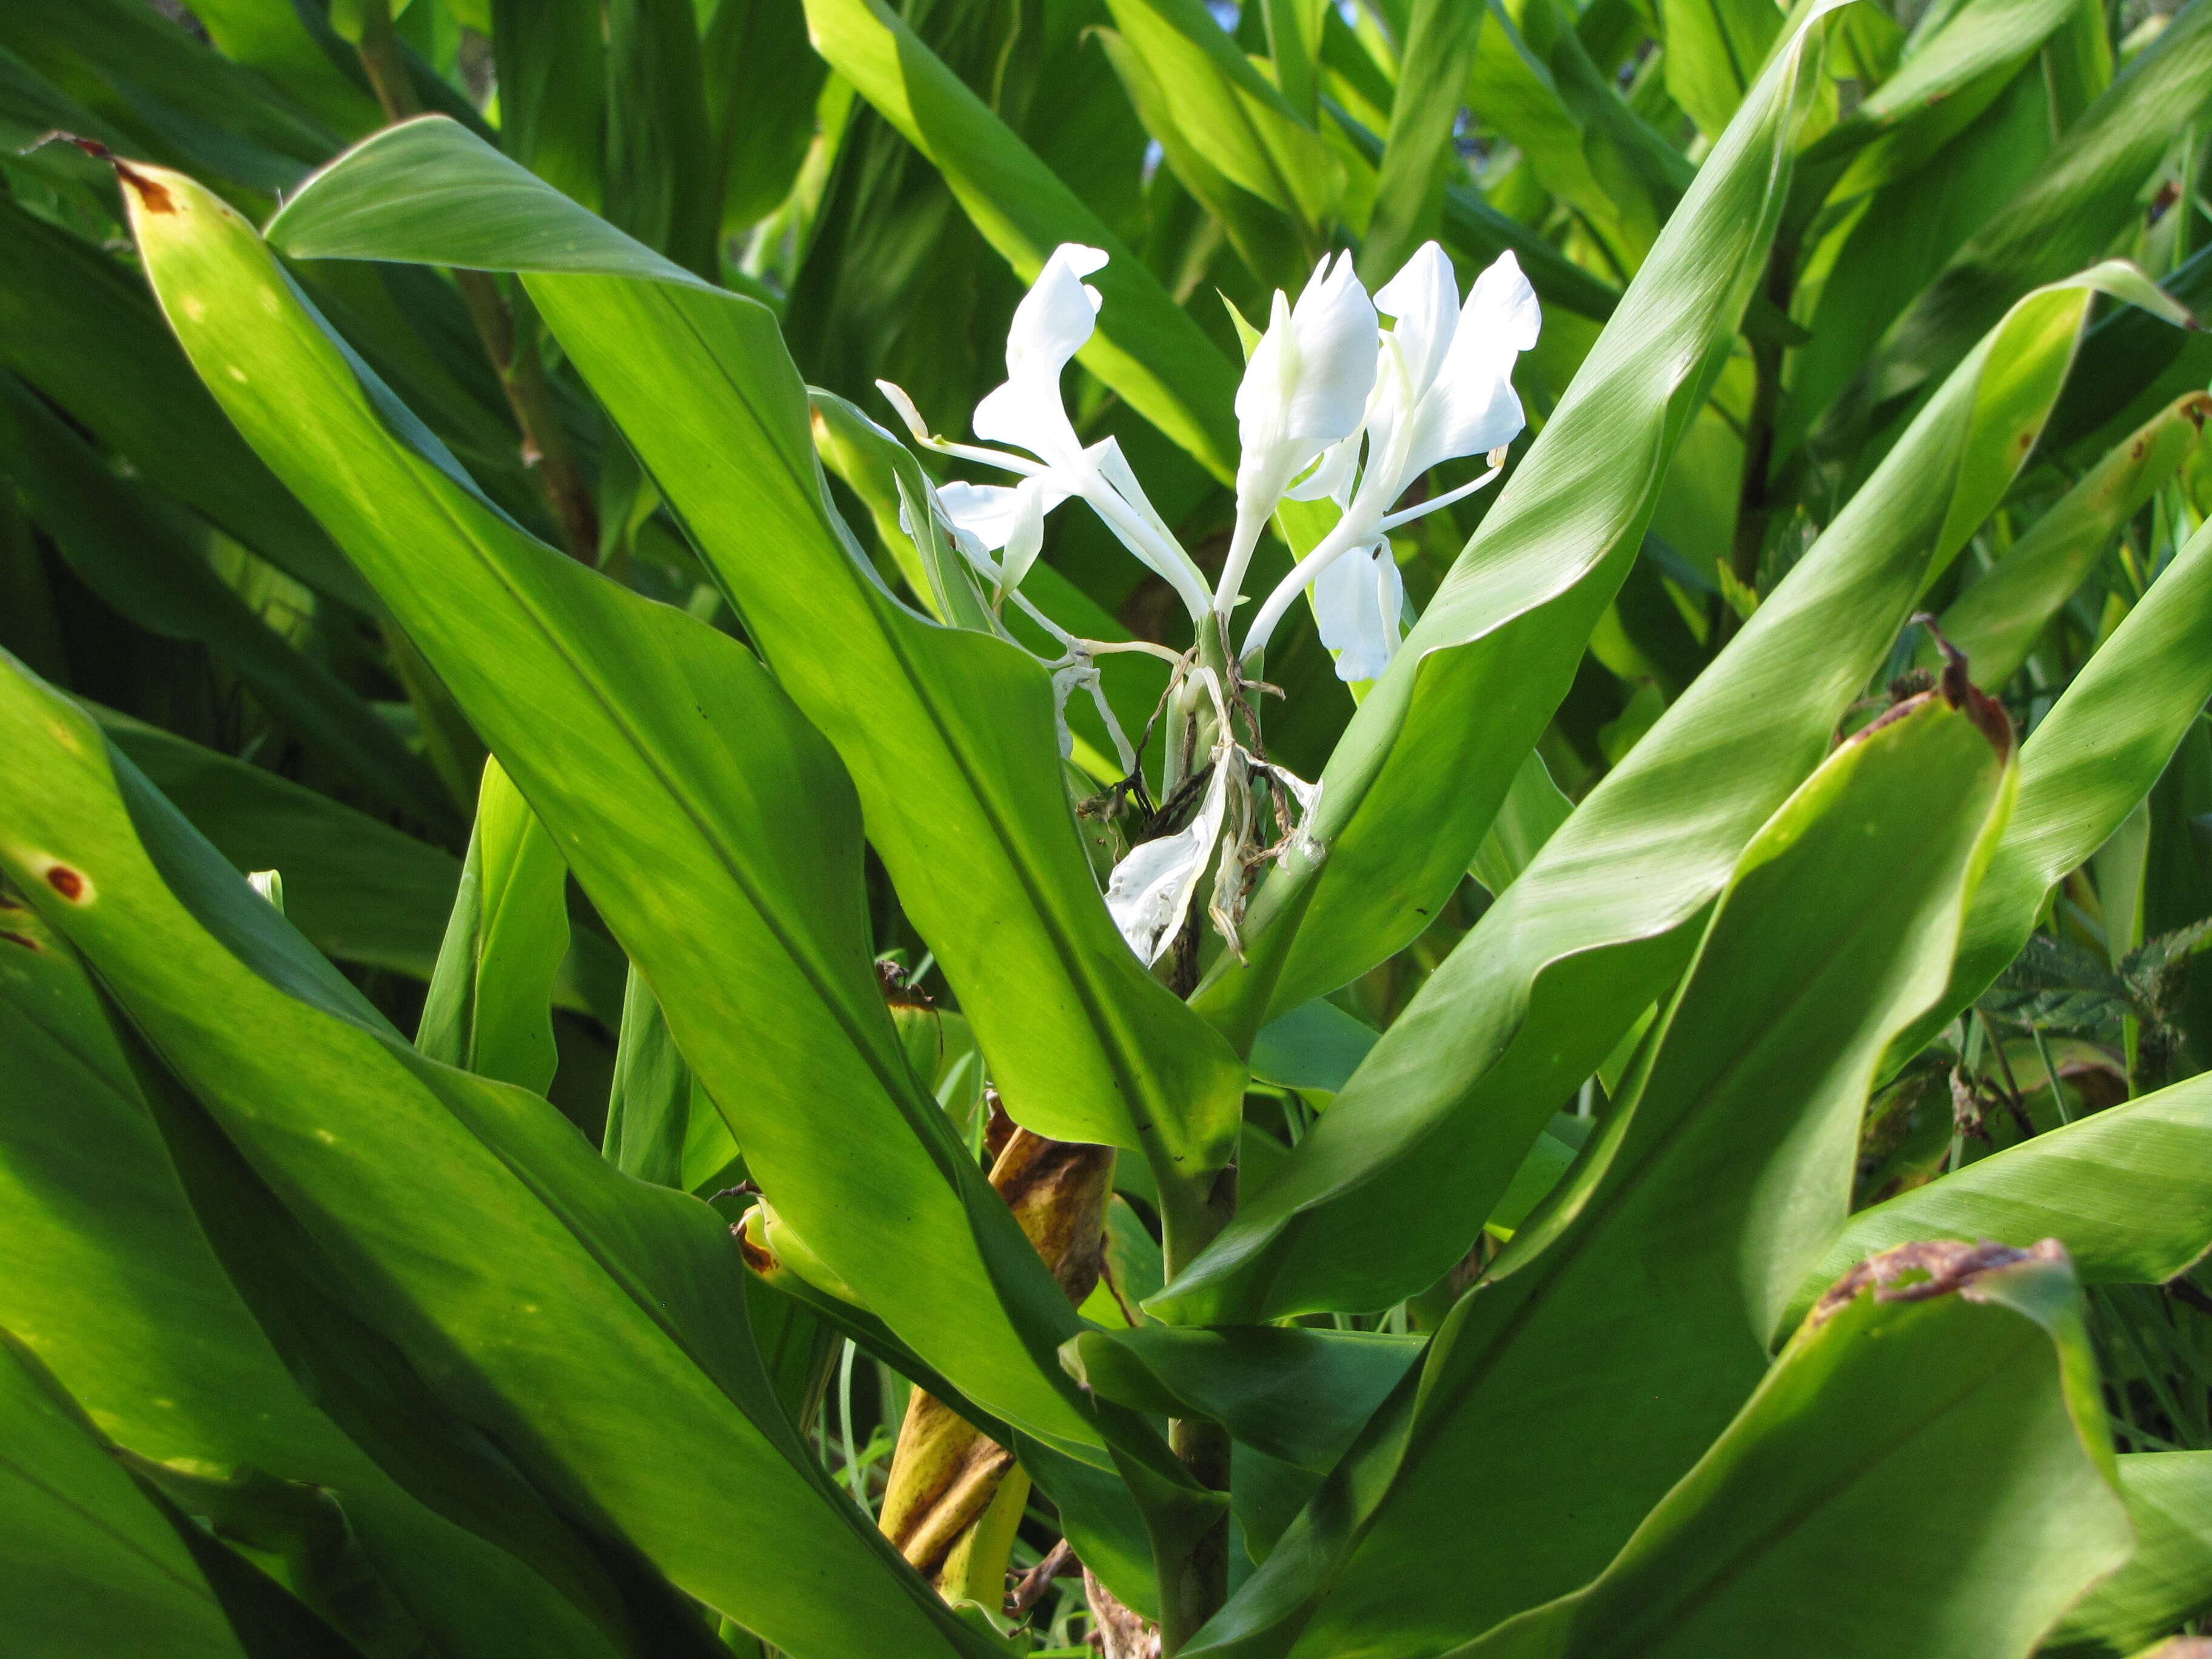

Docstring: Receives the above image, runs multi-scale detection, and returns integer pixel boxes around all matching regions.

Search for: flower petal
[1104,762,1230,964]
[1372,241,1460,398]
[974,243,1108,465]
[1282,252,1379,446]
[1395,252,1538,483]
[1312,541,1404,682]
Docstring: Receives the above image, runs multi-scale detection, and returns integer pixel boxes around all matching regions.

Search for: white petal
[1312,543,1403,682]
[974,244,1109,464]
[1372,242,1459,398]
[1104,762,1230,964]
[997,476,1054,592]
[1282,252,1378,446]
[1085,438,1216,620]
[1284,426,1362,503]
[913,486,1000,580]
[1394,252,1538,483]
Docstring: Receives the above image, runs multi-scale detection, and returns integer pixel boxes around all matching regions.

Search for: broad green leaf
[1833,0,2212,438]
[126,153,1105,1459]
[0,369,455,833]
[0,659,1007,1659]
[1357,0,1484,280]
[800,0,1242,478]
[1469,748,1573,897]
[604,0,719,276]
[1789,59,2055,437]
[1099,0,1344,241]
[1098,26,1307,289]
[1162,262,2181,1326]
[1248,998,1378,1092]
[417,756,570,1094]
[1789,1074,2212,1329]
[1063,1327,1423,1473]
[0,898,641,1658]
[0,1333,250,1659]
[1187,4,1841,1065]
[1188,691,2013,1656]
[1940,392,2212,685]
[702,0,829,231]
[489,0,606,212]
[1444,1243,2129,1659]
[1165,206,2160,1341]
[602,965,702,1189]
[186,0,384,141]
[264,119,1247,1195]
[1906,509,2212,1056]
[2044,1453,2212,1659]
[1467,0,1694,268]
[1662,0,1785,139]
[0,197,378,614]
[91,706,625,1027]
[0,0,330,195]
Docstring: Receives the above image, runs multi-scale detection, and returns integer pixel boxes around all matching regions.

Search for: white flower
[1215,252,1378,621]
[1104,759,1231,965]
[935,477,1064,596]
[1241,245,1538,677]
[877,244,1214,622]
[1311,540,1405,682]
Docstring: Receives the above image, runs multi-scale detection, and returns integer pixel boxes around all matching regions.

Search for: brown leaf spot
[44,865,86,902]
[0,931,39,953]
[1810,1237,2065,1327]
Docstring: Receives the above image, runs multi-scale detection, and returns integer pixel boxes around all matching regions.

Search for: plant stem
[350,1,600,562]
[1153,1161,1236,1654]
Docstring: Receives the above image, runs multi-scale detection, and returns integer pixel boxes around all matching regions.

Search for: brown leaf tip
[25,132,173,213]
[1810,1237,2065,1328]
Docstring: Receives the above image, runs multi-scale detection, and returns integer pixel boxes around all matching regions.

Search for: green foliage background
[8,0,2212,1655]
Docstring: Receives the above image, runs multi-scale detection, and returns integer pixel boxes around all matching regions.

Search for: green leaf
[1661,0,1785,141]
[129,152,1106,1460]
[1788,1074,2212,1330]
[1939,392,2212,686]
[0,658,1010,1659]
[0,1331,250,1659]
[264,118,1247,1193]
[1062,1327,1423,1473]
[1099,0,1344,241]
[603,0,719,277]
[0,369,456,833]
[799,0,1242,479]
[1906,509,2212,1059]
[1187,690,2014,1655]
[1248,998,1378,1092]
[2044,1452,2212,1659]
[1187,4,1839,1063]
[1357,0,1484,280]
[1832,0,2212,441]
[417,756,571,1094]
[1443,1242,2130,1659]
[0,197,378,615]
[1467,0,1694,269]
[1162,142,2160,1338]
[702,0,829,232]
[602,964,702,1188]
[489,0,606,212]
[0,898,643,1658]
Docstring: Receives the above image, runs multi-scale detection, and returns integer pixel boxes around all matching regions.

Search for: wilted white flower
[877,244,1215,621]
[1104,756,1232,965]
[1242,244,1539,680]
[1215,252,1378,623]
